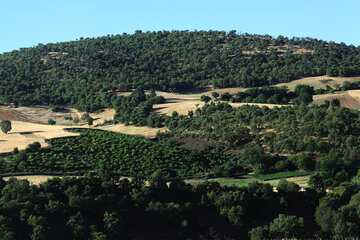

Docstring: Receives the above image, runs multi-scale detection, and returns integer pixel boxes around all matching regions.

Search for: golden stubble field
[0,121,81,154]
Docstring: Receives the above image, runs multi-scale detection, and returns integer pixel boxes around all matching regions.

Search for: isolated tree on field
[0,120,11,134]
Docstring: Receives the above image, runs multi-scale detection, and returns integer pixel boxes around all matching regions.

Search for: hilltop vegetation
[1,30,360,111]
[2,31,360,239]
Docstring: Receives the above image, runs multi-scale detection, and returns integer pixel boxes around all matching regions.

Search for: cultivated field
[0,121,79,153]
[8,106,80,125]
[276,75,360,91]
[2,174,310,188]
[2,175,65,185]
[312,90,360,109]
[0,108,37,123]
[152,91,285,116]
[2,75,360,155]
[99,123,167,138]
[0,121,81,154]
[185,175,310,188]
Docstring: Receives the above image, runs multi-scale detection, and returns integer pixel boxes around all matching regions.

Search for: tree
[330,98,340,107]
[26,142,41,152]
[200,95,211,103]
[220,92,232,101]
[269,214,305,239]
[0,120,11,134]
[103,211,123,236]
[87,117,93,125]
[212,92,219,100]
[47,118,56,125]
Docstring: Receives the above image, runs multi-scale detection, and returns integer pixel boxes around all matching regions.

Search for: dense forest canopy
[1,30,360,109]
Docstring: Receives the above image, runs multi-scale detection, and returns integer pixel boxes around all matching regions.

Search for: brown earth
[0,108,37,123]
[8,106,81,125]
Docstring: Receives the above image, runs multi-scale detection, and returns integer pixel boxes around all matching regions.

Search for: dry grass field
[2,174,310,188]
[0,121,80,154]
[99,124,167,138]
[276,75,360,91]
[8,106,80,125]
[0,108,37,123]
[312,90,360,109]
[152,91,285,116]
[2,175,65,185]
[265,175,310,188]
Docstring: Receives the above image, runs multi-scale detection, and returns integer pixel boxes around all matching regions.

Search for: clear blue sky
[1,0,360,53]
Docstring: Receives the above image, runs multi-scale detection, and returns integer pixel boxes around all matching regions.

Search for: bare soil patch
[0,107,36,122]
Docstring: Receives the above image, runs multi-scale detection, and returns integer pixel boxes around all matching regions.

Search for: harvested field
[82,108,115,125]
[2,175,65,185]
[313,91,360,109]
[152,91,285,116]
[276,75,360,91]
[0,121,81,154]
[3,174,310,188]
[0,107,36,122]
[99,123,167,138]
[185,175,310,188]
[8,106,80,125]
[265,175,310,188]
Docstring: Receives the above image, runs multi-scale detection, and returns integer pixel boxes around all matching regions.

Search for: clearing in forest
[0,121,80,154]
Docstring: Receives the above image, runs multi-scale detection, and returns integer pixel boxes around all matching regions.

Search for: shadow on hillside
[8,131,45,135]
[165,97,191,103]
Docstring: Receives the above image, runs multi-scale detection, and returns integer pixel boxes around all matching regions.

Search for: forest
[2,30,360,239]
[0,170,360,239]
[1,30,360,111]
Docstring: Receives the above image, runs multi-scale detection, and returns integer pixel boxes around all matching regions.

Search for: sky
[1,0,360,53]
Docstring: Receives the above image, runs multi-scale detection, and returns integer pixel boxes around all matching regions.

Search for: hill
[1,31,360,112]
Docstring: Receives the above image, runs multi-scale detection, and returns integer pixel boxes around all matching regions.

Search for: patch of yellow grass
[99,124,167,138]
[313,91,360,109]
[276,75,360,91]
[0,121,81,153]
[265,175,310,188]
[2,175,65,185]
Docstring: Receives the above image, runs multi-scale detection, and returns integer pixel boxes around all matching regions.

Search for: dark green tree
[0,120,11,134]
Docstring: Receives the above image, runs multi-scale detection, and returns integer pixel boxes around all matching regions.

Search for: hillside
[1,31,360,112]
[2,32,360,239]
